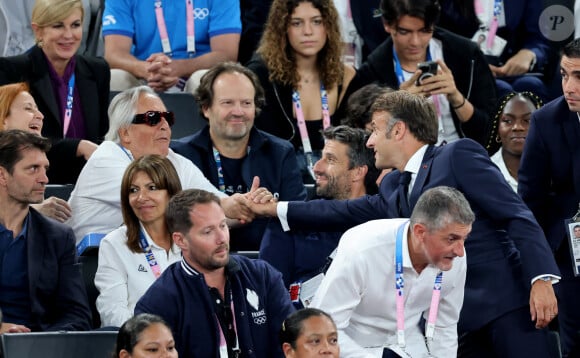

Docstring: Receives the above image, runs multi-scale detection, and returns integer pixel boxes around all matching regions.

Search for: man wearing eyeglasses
[171,62,307,251]
[67,85,272,244]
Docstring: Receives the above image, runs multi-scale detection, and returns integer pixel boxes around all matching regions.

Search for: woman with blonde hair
[95,155,183,328]
[0,0,110,184]
[247,0,355,182]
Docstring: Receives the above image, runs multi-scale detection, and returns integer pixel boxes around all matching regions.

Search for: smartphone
[416,61,438,85]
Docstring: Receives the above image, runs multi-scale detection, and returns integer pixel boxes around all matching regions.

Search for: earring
[37,40,43,48]
[495,135,501,143]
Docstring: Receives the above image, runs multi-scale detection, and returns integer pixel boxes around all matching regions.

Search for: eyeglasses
[132,111,175,127]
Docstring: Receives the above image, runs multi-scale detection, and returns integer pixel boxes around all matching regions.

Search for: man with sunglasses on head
[171,62,306,251]
[67,86,272,244]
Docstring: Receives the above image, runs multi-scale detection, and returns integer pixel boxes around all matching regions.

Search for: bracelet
[451,96,466,110]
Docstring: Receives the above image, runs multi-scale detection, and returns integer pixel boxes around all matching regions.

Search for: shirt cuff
[277,202,290,232]
[531,274,560,285]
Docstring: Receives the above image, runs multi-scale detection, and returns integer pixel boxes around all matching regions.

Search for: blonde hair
[257,0,344,89]
[0,83,30,130]
[32,0,84,42]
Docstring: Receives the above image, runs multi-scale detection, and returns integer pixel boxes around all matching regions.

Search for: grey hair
[410,186,475,232]
[105,86,160,143]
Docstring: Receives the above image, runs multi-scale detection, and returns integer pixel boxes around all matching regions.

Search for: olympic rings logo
[253,316,267,325]
[194,8,209,20]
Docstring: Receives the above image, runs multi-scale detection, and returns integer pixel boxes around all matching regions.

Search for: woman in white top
[95,154,182,327]
[485,92,542,192]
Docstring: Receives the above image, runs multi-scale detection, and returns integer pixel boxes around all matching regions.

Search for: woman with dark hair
[0,0,110,184]
[247,0,355,182]
[485,92,542,192]
[95,155,182,328]
[280,308,339,357]
[115,313,178,358]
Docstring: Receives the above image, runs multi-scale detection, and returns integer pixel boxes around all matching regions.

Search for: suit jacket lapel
[409,145,435,208]
[75,58,100,140]
[563,112,580,197]
[28,47,61,126]
[26,210,43,296]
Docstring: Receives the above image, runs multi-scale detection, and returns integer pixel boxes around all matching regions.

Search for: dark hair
[322,125,380,194]
[0,129,51,174]
[279,308,336,349]
[381,0,441,28]
[257,0,344,89]
[342,84,394,130]
[165,189,222,235]
[563,38,580,58]
[485,91,543,156]
[195,62,265,119]
[410,186,475,232]
[114,314,172,357]
[120,155,182,253]
[370,91,438,144]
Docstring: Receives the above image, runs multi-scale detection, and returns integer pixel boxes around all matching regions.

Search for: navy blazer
[0,46,110,183]
[284,139,559,332]
[26,208,92,331]
[519,96,580,252]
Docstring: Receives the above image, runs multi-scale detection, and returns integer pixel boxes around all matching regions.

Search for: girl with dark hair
[95,155,182,328]
[485,91,543,192]
[247,0,355,182]
[115,313,177,358]
[280,308,339,357]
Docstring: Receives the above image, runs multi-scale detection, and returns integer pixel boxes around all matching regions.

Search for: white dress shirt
[67,141,225,243]
[490,148,518,192]
[311,219,466,358]
[95,225,181,327]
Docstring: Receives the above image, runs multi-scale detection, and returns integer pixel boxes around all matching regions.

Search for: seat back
[1,331,117,358]
[79,253,101,329]
[45,184,75,201]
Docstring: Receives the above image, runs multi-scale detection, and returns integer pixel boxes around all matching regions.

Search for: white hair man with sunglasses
[67,86,270,244]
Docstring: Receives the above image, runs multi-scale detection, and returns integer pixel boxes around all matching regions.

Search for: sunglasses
[132,111,175,127]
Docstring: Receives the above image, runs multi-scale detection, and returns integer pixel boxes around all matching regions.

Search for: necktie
[397,171,412,217]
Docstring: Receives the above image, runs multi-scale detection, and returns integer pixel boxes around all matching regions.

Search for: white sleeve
[310,231,375,358]
[94,233,133,328]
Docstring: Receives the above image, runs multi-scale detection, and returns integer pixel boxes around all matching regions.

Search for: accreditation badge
[565,204,580,276]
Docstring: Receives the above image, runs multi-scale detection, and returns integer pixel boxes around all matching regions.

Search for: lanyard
[291,83,331,155]
[393,46,442,125]
[63,73,75,137]
[395,221,443,350]
[118,144,134,160]
[213,147,226,192]
[217,289,240,357]
[154,0,196,57]
[474,0,502,49]
[138,230,163,279]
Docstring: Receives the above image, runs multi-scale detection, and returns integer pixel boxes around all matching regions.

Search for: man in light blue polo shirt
[102,0,241,92]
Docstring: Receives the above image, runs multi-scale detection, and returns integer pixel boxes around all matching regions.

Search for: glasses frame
[132,111,175,127]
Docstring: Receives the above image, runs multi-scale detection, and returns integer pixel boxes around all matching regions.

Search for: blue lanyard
[392,46,432,87]
[213,147,226,192]
[139,230,162,278]
[117,144,134,160]
[63,73,75,137]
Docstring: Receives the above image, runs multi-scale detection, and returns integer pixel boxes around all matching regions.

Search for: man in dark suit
[249,91,560,357]
[0,130,91,333]
[519,38,580,357]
